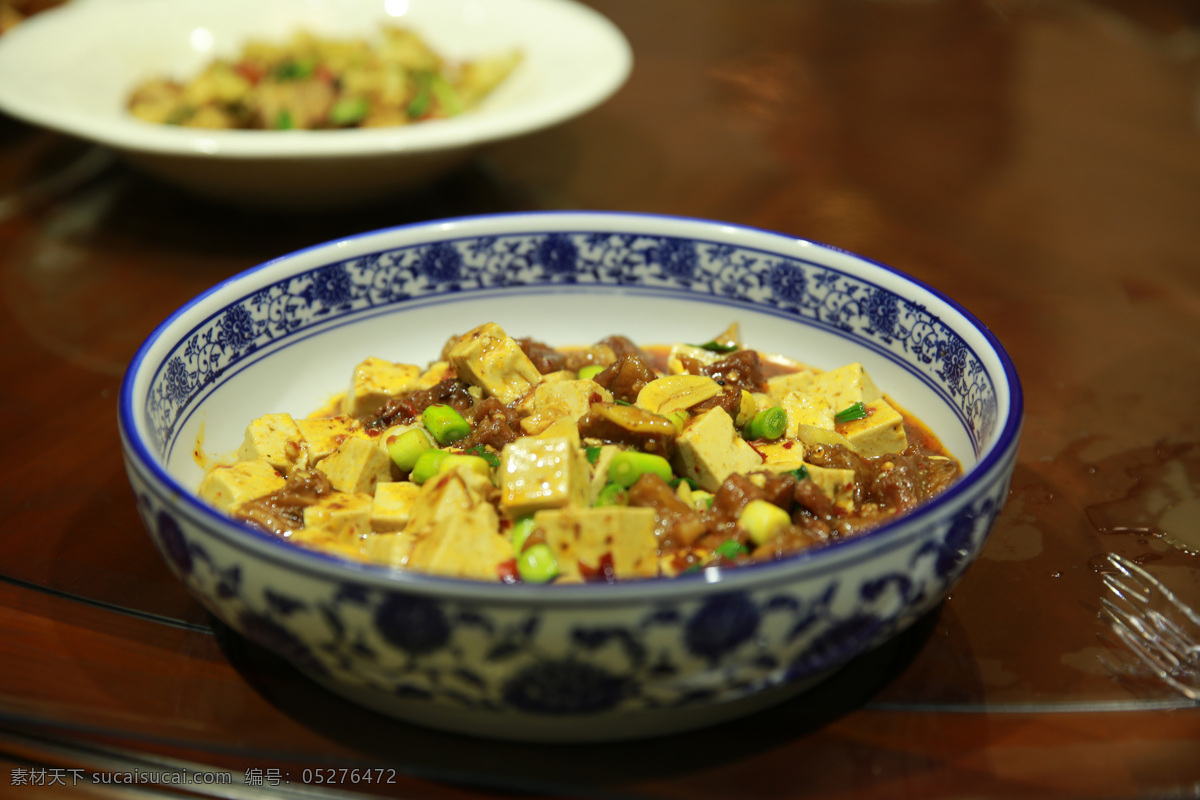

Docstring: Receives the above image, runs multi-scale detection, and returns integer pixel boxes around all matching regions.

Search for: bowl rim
[0,0,633,159]
[119,210,1024,603]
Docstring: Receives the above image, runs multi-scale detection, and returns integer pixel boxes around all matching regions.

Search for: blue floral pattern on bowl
[144,230,997,457]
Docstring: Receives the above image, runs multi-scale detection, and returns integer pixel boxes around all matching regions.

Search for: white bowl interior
[0,0,631,158]
[125,214,1015,526]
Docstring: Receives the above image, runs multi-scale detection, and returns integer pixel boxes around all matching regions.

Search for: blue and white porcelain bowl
[118,211,1022,742]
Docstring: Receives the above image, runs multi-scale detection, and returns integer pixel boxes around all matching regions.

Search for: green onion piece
[273,59,315,81]
[430,74,463,116]
[577,365,605,381]
[422,404,471,445]
[464,445,500,467]
[594,483,628,507]
[614,398,633,406]
[407,72,433,118]
[786,465,809,482]
[585,445,602,464]
[607,450,673,488]
[386,428,435,471]
[273,109,294,130]
[713,539,749,560]
[743,406,787,440]
[409,448,450,484]
[517,543,559,583]
[669,475,700,491]
[690,341,739,354]
[738,499,791,546]
[510,516,536,553]
[834,401,868,424]
[328,96,370,126]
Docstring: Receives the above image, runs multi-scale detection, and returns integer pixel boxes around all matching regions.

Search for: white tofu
[295,416,365,463]
[412,360,456,390]
[371,481,421,532]
[534,416,582,445]
[358,531,415,568]
[318,436,393,494]
[198,459,285,513]
[767,370,818,402]
[779,392,835,438]
[517,378,613,435]
[755,440,808,472]
[447,322,543,404]
[499,435,590,518]
[343,357,421,417]
[534,506,658,582]
[803,464,856,511]
[295,492,374,553]
[406,505,509,580]
[838,399,908,458]
[672,407,764,492]
[405,467,494,534]
[811,363,882,415]
[236,413,308,474]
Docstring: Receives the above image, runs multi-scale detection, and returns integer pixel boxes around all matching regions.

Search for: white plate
[0,0,631,208]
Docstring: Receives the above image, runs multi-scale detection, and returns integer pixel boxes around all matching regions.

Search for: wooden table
[3,1,1199,797]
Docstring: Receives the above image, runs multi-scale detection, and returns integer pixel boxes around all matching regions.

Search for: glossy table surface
[3,1,1200,797]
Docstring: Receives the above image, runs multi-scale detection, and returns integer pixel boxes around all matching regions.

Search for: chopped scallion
[834,401,868,424]
[690,341,738,353]
[743,406,787,440]
[422,404,471,445]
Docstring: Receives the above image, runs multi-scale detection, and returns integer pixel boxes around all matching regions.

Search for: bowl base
[307,669,838,743]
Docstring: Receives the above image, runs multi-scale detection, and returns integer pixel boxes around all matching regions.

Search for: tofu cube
[413,360,456,390]
[767,370,818,402]
[499,435,590,517]
[672,407,764,492]
[406,505,510,580]
[343,357,421,417]
[318,436,392,494]
[371,481,422,532]
[237,413,308,474]
[448,322,543,404]
[812,363,883,415]
[295,416,364,463]
[779,391,835,438]
[517,378,612,435]
[198,459,285,513]
[299,492,374,543]
[358,531,415,569]
[837,399,908,458]
[534,506,659,582]
[803,463,856,511]
[405,467,495,534]
[755,440,807,472]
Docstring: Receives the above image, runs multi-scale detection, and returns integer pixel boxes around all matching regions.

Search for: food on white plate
[127,25,521,130]
[198,322,962,583]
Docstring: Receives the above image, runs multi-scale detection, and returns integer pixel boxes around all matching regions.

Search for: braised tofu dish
[198,322,961,583]
[127,26,521,130]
